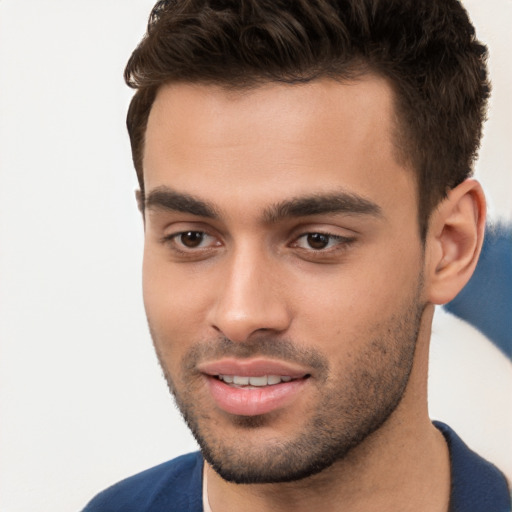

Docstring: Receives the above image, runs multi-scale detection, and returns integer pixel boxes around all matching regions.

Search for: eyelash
[161,229,355,259]
[160,231,219,253]
[291,232,355,252]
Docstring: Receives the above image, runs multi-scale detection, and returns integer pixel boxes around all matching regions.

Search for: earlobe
[426,179,486,305]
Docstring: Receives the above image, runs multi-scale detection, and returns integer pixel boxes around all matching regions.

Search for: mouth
[199,359,311,416]
[215,374,298,387]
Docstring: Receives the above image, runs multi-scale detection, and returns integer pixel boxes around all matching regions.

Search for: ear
[425,179,486,305]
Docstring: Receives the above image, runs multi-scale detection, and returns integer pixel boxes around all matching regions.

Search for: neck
[206,305,450,512]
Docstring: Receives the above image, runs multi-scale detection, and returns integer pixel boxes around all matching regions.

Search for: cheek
[289,248,422,351]
[142,252,212,359]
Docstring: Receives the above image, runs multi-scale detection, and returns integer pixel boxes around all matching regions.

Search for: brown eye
[180,231,205,248]
[293,232,353,252]
[306,233,330,249]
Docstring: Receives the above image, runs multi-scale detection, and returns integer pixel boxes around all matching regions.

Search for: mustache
[181,335,329,376]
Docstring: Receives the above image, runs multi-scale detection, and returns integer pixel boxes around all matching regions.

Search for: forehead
[143,77,416,221]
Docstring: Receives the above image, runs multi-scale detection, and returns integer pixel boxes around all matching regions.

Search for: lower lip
[205,376,308,416]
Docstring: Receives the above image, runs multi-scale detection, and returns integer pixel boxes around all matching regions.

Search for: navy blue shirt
[83,422,510,512]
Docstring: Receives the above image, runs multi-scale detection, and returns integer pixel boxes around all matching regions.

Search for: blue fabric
[82,424,510,512]
[434,421,511,512]
[445,222,512,360]
[82,452,203,512]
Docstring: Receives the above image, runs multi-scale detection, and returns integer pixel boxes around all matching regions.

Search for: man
[83,0,511,510]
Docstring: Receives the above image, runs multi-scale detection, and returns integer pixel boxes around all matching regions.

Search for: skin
[141,76,485,511]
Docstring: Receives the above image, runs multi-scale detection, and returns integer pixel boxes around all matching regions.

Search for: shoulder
[81,451,204,512]
[434,422,511,511]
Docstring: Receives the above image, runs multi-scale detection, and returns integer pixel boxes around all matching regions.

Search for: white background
[0,1,510,511]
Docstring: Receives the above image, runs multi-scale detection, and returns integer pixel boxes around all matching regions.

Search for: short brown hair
[125,0,490,238]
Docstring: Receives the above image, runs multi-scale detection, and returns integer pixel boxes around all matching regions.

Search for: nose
[208,246,291,343]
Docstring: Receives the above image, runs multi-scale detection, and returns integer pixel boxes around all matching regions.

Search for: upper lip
[197,358,310,378]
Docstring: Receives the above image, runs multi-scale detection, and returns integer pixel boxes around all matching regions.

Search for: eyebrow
[263,192,382,223]
[143,186,382,222]
[144,186,218,218]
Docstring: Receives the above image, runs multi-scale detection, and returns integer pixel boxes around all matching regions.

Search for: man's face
[142,77,426,483]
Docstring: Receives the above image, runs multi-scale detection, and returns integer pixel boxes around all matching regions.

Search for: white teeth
[248,376,267,386]
[267,375,281,385]
[219,375,294,386]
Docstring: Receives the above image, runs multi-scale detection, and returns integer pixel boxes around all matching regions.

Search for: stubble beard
[151,291,425,485]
